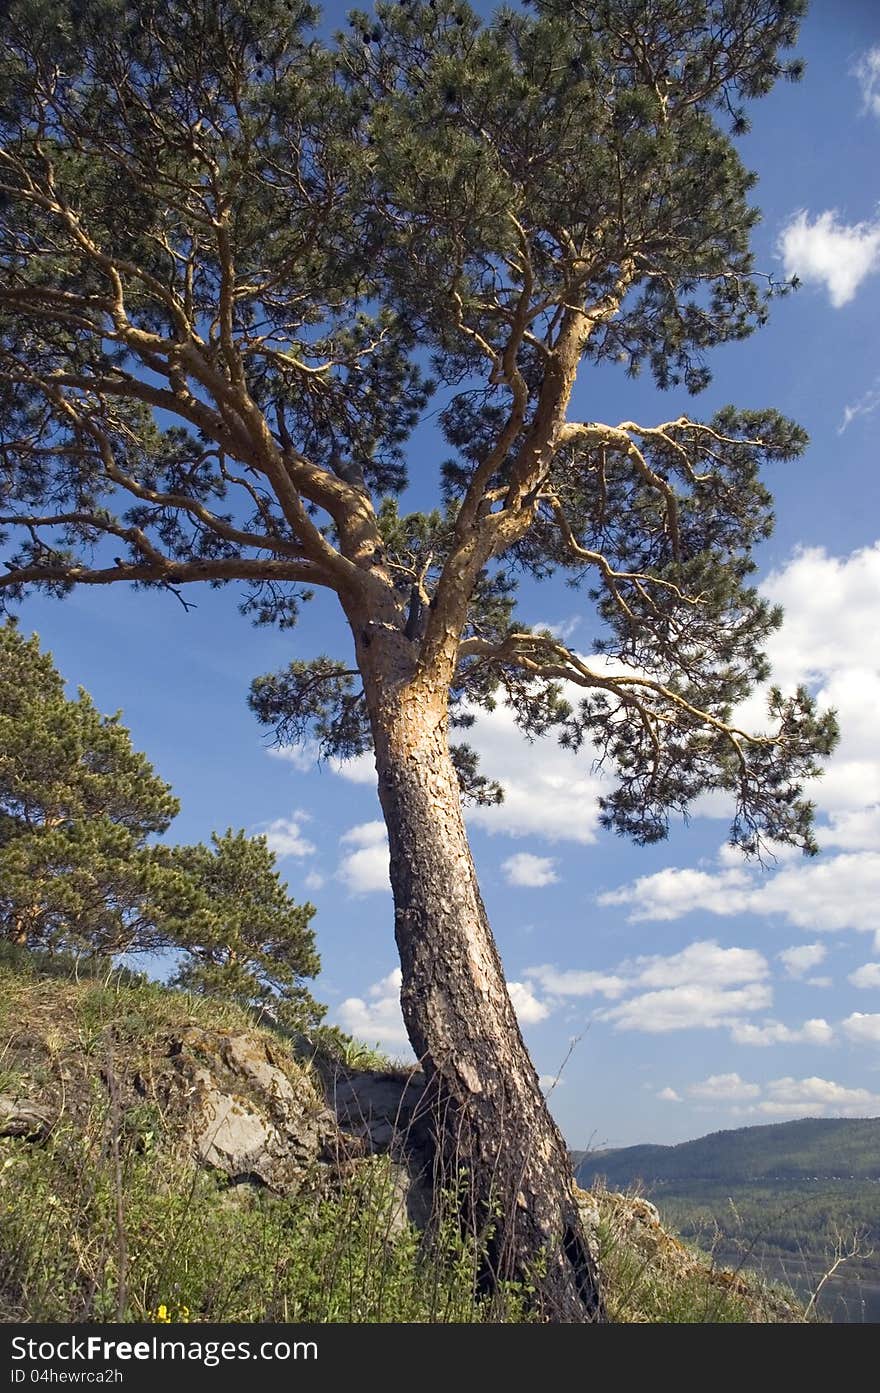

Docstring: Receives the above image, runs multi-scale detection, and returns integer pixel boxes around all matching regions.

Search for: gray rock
[166,1027,340,1193]
[0,1093,53,1139]
[327,1068,434,1225]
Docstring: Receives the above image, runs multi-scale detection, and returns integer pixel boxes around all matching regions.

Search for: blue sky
[13,0,880,1148]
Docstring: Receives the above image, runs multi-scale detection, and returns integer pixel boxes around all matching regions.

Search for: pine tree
[0,0,837,1319]
[0,626,324,1034]
[167,828,323,1032]
[0,620,182,954]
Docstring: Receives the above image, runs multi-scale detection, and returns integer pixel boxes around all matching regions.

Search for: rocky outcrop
[163,1027,340,1193]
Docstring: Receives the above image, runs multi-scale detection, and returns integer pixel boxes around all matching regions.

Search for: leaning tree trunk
[357,630,604,1323]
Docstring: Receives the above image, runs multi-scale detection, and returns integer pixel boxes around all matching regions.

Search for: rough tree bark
[355,621,604,1322]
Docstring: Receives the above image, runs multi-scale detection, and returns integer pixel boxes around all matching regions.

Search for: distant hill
[574,1116,880,1188]
[574,1117,880,1321]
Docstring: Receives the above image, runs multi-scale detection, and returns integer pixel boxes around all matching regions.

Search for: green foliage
[165,829,323,1033]
[0,620,183,954]
[0,954,799,1324]
[0,625,324,1029]
[0,1121,528,1323]
[0,0,833,866]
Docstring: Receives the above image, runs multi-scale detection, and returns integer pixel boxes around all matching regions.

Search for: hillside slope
[574,1119,880,1322]
[0,947,800,1323]
[574,1117,880,1187]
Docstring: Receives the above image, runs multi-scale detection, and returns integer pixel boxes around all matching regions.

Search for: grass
[0,943,807,1324]
[1,1112,526,1322]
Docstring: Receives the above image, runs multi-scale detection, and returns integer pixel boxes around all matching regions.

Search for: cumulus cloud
[262,813,316,859]
[601,981,773,1034]
[267,743,318,772]
[849,963,880,990]
[303,870,326,892]
[530,615,582,642]
[602,851,880,938]
[598,866,751,921]
[530,940,776,1034]
[657,1087,682,1103]
[778,943,827,979]
[336,969,409,1050]
[329,752,375,784]
[757,1076,880,1118]
[525,964,629,1000]
[502,853,559,888]
[677,540,880,856]
[778,208,880,307]
[336,821,390,895]
[677,1072,880,1118]
[634,941,768,989]
[464,698,604,844]
[336,968,550,1048]
[853,46,880,118]
[507,981,551,1024]
[842,1012,880,1044]
[730,1018,834,1047]
[687,1073,761,1102]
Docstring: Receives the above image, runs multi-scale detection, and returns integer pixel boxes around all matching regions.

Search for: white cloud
[507,981,551,1025]
[657,1086,682,1103]
[778,943,827,979]
[463,698,605,844]
[530,615,582,641]
[687,1073,761,1102]
[853,46,880,118]
[303,870,326,892]
[329,752,375,784]
[778,208,880,307]
[336,821,390,895]
[602,851,880,937]
[842,1012,880,1045]
[336,969,410,1050]
[601,981,772,1034]
[730,1018,834,1047]
[757,1075,880,1118]
[849,963,880,990]
[525,964,629,1000]
[634,940,768,989]
[501,853,559,888]
[754,854,880,935]
[759,543,880,696]
[262,814,316,859]
[539,1073,565,1093]
[530,940,772,1034]
[838,377,880,434]
[335,968,549,1050]
[267,743,318,772]
[820,806,880,851]
[676,1071,880,1118]
[339,821,386,849]
[598,866,751,921]
[267,742,376,785]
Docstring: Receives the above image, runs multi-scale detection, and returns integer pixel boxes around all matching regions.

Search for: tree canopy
[0,0,835,857]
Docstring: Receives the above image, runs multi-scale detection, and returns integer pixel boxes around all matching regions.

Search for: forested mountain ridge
[574,1117,880,1187]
